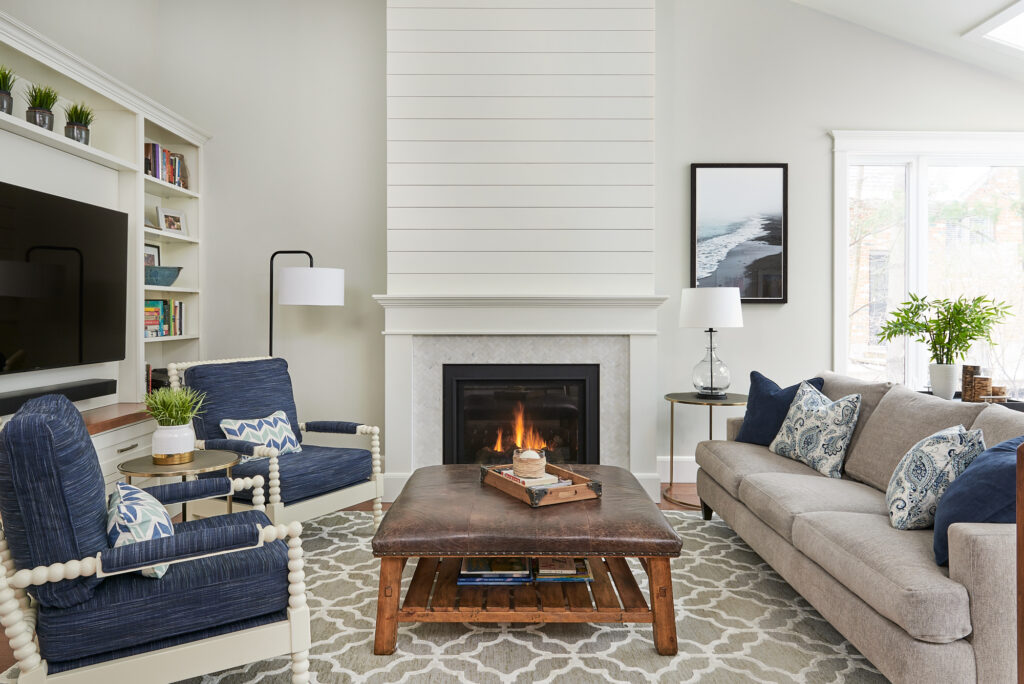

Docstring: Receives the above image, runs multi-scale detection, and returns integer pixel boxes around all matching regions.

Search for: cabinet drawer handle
[116,443,140,454]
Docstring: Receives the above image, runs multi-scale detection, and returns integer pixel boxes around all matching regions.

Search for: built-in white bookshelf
[0,11,210,403]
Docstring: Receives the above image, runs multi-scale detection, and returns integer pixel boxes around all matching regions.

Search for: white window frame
[832,131,1024,389]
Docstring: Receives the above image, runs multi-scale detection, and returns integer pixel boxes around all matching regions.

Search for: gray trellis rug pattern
[7,511,888,683]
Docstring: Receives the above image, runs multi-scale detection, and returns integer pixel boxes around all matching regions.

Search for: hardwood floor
[0,483,700,675]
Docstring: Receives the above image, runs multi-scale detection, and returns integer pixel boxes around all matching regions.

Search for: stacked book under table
[456,557,594,586]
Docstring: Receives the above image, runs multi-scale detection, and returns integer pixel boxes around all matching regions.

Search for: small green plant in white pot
[878,293,1012,399]
[0,65,15,115]
[145,386,205,465]
[23,84,59,131]
[63,102,94,145]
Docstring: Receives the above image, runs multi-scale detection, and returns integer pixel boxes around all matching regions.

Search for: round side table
[664,392,748,509]
[118,449,240,520]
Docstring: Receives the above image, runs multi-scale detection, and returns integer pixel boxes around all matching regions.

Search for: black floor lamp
[268,250,345,356]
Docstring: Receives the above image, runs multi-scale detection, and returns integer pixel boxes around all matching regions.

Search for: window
[834,132,1024,398]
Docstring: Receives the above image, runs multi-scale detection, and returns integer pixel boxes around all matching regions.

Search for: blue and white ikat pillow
[769,381,861,478]
[107,482,175,578]
[220,410,302,455]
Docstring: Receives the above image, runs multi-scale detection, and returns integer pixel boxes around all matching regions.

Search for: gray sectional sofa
[695,371,1023,684]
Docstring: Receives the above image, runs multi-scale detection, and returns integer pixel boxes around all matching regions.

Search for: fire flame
[513,402,546,450]
[493,428,503,451]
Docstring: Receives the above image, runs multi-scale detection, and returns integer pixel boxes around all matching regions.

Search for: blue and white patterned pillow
[769,381,861,478]
[107,482,174,578]
[886,425,985,530]
[220,410,301,455]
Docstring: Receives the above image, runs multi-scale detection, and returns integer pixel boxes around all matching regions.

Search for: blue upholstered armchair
[167,356,384,527]
[0,394,311,683]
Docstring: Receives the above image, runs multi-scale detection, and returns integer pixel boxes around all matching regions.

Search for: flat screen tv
[0,181,128,374]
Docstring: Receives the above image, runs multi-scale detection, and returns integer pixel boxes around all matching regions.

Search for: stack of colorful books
[534,558,593,583]
[495,468,574,490]
[457,557,532,586]
[144,299,184,338]
[144,143,186,187]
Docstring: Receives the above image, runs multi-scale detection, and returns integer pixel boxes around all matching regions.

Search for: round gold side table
[664,392,748,509]
[118,449,240,520]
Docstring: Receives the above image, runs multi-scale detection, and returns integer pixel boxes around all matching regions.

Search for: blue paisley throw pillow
[107,482,174,578]
[886,425,985,531]
[769,381,861,478]
[220,410,301,455]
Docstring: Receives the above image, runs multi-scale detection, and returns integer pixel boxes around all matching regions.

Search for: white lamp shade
[278,266,345,306]
[679,287,743,328]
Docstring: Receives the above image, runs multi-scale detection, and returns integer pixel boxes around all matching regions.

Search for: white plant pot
[151,423,195,465]
[929,363,960,401]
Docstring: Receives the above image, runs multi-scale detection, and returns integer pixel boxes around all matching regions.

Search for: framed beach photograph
[157,206,187,235]
[691,163,788,303]
[144,243,161,267]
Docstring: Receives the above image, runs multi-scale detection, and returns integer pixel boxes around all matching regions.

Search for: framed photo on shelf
[690,163,788,304]
[157,206,187,234]
[144,243,161,267]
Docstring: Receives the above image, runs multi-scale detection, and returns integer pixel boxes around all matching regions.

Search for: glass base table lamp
[678,287,743,399]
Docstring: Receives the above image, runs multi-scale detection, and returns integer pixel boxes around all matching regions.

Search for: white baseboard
[657,455,698,483]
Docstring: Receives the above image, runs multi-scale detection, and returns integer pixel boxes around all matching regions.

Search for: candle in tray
[513,448,547,479]
[519,450,540,459]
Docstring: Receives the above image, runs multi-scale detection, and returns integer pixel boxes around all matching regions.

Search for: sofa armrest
[948,522,1016,684]
[725,416,745,442]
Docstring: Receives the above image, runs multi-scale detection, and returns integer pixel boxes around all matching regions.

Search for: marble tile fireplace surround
[375,295,666,501]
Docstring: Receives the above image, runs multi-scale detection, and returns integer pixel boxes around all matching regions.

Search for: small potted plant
[0,65,15,115]
[23,84,59,131]
[144,386,205,465]
[878,293,1011,400]
[63,101,94,145]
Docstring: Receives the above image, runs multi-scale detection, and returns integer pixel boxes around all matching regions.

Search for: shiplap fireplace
[379,0,661,499]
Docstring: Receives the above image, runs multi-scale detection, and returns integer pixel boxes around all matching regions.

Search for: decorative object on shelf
[679,286,743,399]
[156,206,187,234]
[512,448,546,479]
[691,163,788,303]
[268,250,345,355]
[0,65,15,115]
[169,152,190,189]
[961,365,980,402]
[22,83,58,130]
[877,293,1012,400]
[973,375,992,402]
[62,101,94,145]
[144,386,205,465]
[144,243,161,267]
[144,265,182,287]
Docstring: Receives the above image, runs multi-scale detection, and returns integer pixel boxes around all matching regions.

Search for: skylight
[965,1,1024,54]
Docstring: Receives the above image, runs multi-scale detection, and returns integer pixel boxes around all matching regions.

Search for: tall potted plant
[63,102,94,145]
[0,65,15,115]
[144,387,205,465]
[23,84,59,131]
[878,293,1011,399]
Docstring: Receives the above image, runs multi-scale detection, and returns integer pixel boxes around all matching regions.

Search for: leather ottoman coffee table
[371,464,683,655]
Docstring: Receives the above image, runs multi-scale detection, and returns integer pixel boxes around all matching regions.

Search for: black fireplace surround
[443,364,599,466]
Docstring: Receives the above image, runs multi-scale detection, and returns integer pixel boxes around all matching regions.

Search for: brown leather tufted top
[372,464,683,557]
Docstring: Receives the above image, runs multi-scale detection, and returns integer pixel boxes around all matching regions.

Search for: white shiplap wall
[386,0,655,295]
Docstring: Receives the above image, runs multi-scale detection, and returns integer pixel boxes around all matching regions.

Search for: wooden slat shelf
[397,556,652,623]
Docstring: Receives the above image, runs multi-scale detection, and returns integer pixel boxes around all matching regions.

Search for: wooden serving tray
[480,463,602,507]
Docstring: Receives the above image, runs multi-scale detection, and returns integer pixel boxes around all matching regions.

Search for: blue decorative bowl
[145,266,182,287]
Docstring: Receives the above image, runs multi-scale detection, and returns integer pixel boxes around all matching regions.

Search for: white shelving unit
[0,11,210,403]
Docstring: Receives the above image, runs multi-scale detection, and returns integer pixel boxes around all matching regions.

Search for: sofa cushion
[970,403,1024,447]
[735,372,825,446]
[738,473,885,542]
[843,385,987,491]
[818,371,892,456]
[792,512,971,643]
[769,382,861,478]
[695,440,819,498]
[36,510,288,665]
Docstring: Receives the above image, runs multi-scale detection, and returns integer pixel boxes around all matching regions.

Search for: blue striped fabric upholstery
[101,523,261,575]
[202,445,372,504]
[0,395,107,607]
[37,510,288,665]
[184,358,303,444]
[305,421,362,434]
[201,438,259,455]
[142,478,233,506]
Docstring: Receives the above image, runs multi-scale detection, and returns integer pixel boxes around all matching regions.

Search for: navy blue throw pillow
[933,434,1021,566]
[735,372,825,446]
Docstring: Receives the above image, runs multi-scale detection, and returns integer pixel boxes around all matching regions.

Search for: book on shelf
[460,557,531,577]
[144,298,184,338]
[496,468,558,487]
[537,557,577,575]
[144,142,186,188]
[533,558,592,583]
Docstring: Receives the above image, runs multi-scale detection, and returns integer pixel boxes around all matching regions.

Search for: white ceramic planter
[929,363,960,401]
[152,423,195,464]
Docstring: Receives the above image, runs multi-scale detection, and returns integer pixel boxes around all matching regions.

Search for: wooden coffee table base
[374,556,676,656]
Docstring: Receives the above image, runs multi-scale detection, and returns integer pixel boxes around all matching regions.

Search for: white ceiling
[791,0,1024,83]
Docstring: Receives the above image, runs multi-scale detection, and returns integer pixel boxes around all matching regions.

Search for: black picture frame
[690,163,788,304]
[143,243,161,267]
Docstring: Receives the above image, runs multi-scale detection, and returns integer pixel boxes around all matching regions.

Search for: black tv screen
[0,181,127,374]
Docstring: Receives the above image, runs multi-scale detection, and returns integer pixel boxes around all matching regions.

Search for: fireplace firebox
[443,364,599,466]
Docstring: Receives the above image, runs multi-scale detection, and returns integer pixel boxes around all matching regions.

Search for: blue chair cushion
[0,394,108,608]
[933,434,1022,566]
[184,358,303,444]
[36,509,288,664]
[736,372,826,446]
[205,444,372,504]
